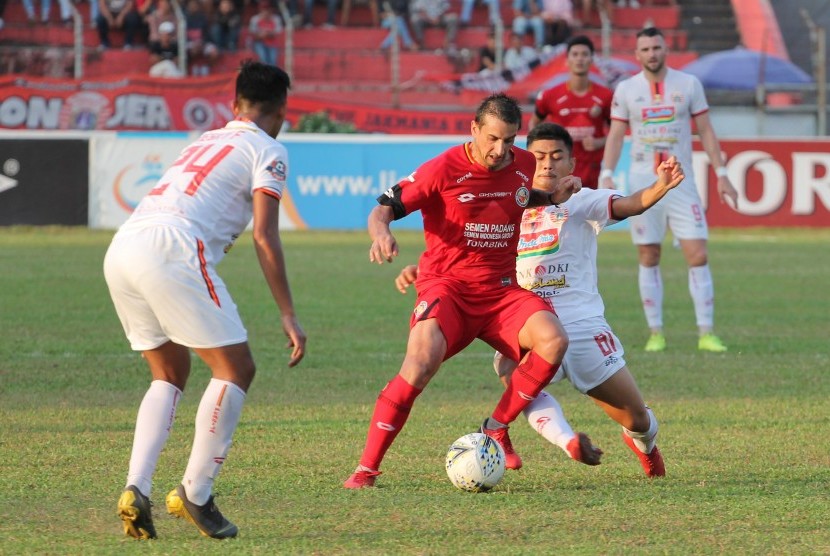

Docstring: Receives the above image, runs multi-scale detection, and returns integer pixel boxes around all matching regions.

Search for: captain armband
[376,184,407,220]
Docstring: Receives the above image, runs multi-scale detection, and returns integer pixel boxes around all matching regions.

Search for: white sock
[688,264,715,331]
[638,264,663,330]
[126,380,182,497]
[183,379,246,505]
[622,407,658,454]
[523,390,576,455]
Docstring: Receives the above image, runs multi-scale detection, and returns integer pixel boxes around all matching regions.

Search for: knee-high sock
[359,374,422,471]
[127,380,181,497]
[688,264,715,330]
[639,264,663,330]
[183,378,246,505]
[523,390,575,453]
[492,351,558,425]
[622,407,658,454]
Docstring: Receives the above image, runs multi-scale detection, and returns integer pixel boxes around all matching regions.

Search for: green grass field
[1,227,828,554]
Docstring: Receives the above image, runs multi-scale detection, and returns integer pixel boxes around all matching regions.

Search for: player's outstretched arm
[368,205,399,264]
[252,191,307,367]
[395,264,419,294]
[528,175,583,207]
[610,156,685,220]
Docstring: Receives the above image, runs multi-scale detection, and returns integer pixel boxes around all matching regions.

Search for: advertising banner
[0,138,88,225]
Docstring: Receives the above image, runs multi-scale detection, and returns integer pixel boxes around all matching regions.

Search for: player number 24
[149,144,235,197]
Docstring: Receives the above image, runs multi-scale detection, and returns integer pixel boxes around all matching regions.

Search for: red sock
[359,374,422,470]
[492,351,558,425]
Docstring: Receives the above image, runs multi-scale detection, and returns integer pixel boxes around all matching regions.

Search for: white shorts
[559,315,626,393]
[628,173,708,245]
[103,225,247,351]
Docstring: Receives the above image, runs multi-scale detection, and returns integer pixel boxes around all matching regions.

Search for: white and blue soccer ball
[445,432,506,492]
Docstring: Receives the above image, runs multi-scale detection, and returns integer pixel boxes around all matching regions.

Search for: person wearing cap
[149,20,183,78]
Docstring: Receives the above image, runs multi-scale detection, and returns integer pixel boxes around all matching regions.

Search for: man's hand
[581,135,598,152]
[718,175,739,209]
[599,175,616,190]
[369,232,399,264]
[550,175,582,204]
[281,314,306,367]
[395,264,418,294]
[655,156,684,191]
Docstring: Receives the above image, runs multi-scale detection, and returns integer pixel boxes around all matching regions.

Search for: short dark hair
[526,122,573,154]
[475,92,522,129]
[566,34,594,54]
[636,26,664,40]
[235,60,291,113]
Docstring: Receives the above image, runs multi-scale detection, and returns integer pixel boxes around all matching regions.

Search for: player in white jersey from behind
[395,123,684,476]
[104,61,306,540]
[600,27,738,353]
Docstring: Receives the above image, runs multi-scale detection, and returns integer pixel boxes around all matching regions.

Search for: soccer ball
[445,432,506,492]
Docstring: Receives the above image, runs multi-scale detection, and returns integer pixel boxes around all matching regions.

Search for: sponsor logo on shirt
[266,159,286,181]
[642,105,675,125]
[413,300,428,318]
[456,172,473,183]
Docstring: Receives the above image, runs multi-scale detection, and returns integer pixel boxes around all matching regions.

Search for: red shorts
[409,276,554,362]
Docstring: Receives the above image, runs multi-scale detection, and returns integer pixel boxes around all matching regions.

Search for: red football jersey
[398,143,536,285]
[534,82,613,188]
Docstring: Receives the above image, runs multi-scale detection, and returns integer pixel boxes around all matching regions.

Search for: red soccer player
[529,35,613,189]
[344,93,582,489]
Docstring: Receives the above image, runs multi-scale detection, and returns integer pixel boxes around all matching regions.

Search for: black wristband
[548,192,558,206]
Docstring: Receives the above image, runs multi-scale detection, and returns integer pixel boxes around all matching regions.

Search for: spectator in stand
[477,30,499,73]
[410,0,458,53]
[379,0,417,52]
[145,0,176,43]
[249,0,283,66]
[148,20,183,77]
[540,0,572,46]
[185,0,218,75]
[97,0,143,50]
[300,0,338,29]
[503,30,536,70]
[211,0,242,51]
[23,0,73,25]
[577,0,610,27]
[460,0,500,27]
[511,0,544,50]
[616,0,647,8]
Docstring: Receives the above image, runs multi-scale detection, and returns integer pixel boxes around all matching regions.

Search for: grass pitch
[1,227,828,554]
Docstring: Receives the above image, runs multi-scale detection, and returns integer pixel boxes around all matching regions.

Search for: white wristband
[715,167,729,178]
[600,169,614,180]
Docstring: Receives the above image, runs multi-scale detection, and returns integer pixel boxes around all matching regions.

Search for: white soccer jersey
[515,188,620,325]
[119,118,288,264]
[611,68,709,189]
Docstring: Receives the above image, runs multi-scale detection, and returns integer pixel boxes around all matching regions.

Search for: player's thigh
[410,278,474,361]
[560,316,626,393]
[629,200,668,246]
[104,231,172,351]
[666,185,708,241]
[480,287,556,362]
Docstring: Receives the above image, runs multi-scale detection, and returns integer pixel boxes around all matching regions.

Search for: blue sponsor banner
[281,135,631,230]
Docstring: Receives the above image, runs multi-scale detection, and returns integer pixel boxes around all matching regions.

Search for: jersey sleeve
[252,142,288,201]
[574,189,622,231]
[610,80,630,122]
[689,74,709,116]
[396,155,444,215]
[534,89,549,119]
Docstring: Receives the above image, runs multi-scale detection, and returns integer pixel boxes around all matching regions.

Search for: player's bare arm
[600,119,627,189]
[252,191,307,367]
[610,156,685,220]
[694,111,739,209]
[368,205,399,264]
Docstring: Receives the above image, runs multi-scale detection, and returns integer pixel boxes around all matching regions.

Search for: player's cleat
[343,469,382,489]
[117,485,157,540]
[166,484,238,539]
[480,420,522,470]
[644,333,666,352]
[566,432,603,466]
[622,432,665,478]
[698,333,727,352]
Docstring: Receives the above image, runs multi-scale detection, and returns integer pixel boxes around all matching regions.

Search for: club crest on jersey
[413,300,428,318]
[267,159,286,180]
[515,186,530,207]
